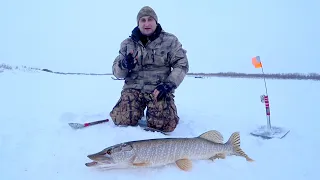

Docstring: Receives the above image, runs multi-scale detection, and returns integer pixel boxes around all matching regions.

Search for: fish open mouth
[85,160,114,167]
[85,161,98,167]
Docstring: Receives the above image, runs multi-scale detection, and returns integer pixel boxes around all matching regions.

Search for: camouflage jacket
[112,24,189,93]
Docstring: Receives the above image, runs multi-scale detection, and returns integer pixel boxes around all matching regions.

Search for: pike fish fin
[199,130,224,143]
[227,132,254,162]
[209,153,226,161]
[176,159,192,171]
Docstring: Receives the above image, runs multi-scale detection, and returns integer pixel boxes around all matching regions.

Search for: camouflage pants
[110,89,179,132]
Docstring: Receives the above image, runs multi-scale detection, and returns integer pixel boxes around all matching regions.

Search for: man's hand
[153,82,175,101]
[121,51,137,70]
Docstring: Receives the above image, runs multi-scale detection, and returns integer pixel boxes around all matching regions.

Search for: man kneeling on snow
[109,6,189,132]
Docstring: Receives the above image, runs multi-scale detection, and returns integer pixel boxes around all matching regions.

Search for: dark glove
[121,53,136,70]
[155,82,175,101]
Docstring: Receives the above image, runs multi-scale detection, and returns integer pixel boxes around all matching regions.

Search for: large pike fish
[85,130,254,171]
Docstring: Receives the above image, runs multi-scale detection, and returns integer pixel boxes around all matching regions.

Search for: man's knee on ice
[110,89,145,126]
[146,94,179,132]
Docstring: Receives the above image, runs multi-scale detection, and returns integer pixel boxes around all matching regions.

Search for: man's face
[138,16,157,36]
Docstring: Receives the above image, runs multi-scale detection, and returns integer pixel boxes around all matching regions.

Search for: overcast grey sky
[1,0,319,74]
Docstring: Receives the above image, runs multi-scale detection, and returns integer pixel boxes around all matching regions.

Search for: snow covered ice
[1,0,320,179]
[1,70,319,180]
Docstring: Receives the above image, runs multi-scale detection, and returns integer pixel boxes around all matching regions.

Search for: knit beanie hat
[137,6,158,24]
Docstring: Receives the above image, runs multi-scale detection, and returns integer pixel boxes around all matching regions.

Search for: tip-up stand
[251,95,290,139]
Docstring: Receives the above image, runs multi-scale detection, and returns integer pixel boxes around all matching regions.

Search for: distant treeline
[188,72,320,81]
[1,63,320,81]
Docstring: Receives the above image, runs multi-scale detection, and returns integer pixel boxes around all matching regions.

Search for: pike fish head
[86,143,135,169]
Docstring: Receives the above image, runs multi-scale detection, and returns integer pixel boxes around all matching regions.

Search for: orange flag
[252,56,262,68]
